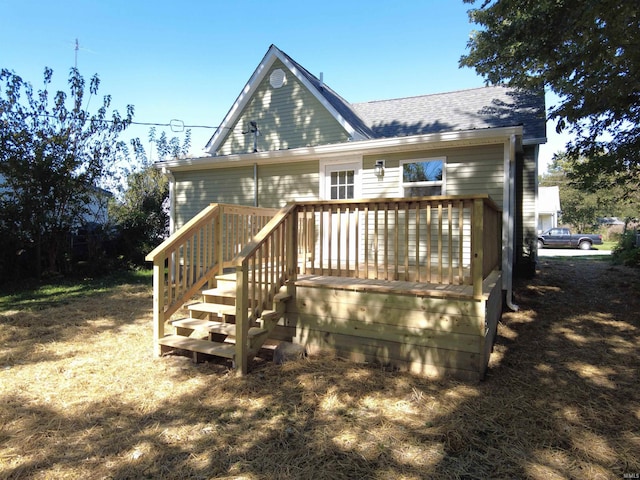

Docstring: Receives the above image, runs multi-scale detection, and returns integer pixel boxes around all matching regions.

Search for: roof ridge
[352,85,506,106]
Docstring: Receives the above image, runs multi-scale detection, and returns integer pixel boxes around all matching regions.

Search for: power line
[129,119,222,132]
[28,113,225,132]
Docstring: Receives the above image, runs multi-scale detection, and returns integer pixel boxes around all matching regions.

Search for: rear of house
[148,45,546,379]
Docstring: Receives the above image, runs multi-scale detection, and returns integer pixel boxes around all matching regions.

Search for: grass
[600,240,618,251]
[0,269,152,312]
[1,261,639,479]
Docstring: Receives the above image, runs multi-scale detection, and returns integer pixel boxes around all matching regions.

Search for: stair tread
[159,335,235,358]
[187,302,277,318]
[171,318,266,337]
[202,287,236,297]
[188,302,237,315]
[201,288,291,303]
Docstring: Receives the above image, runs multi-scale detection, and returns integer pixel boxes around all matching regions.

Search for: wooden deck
[295,270,499,300]
[147,197,504,379]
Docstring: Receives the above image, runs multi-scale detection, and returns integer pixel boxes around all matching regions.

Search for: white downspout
[502,135,519,311]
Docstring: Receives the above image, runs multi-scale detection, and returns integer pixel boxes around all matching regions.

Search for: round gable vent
[270,68,286,88]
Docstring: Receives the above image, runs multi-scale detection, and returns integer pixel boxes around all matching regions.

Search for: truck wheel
[578,240,591,250]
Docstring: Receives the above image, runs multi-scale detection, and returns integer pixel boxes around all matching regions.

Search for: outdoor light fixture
[375,159,385,178]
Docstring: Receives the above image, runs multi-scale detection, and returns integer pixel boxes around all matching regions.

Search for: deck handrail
[145,203,278,356]
[233,203,298,374]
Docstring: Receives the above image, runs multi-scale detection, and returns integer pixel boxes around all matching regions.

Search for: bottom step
[158,335,236,359]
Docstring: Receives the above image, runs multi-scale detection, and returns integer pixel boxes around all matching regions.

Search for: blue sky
[1,0,566,170]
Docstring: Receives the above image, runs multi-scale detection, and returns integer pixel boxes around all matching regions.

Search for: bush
[612,231,640,267]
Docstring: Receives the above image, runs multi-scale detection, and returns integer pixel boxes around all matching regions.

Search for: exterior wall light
[375,159,385,178]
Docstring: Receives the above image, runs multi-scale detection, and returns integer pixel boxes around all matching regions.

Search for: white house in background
[537,185,561,233]
[0,174,112,228]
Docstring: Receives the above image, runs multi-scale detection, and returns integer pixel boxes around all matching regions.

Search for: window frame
[399,157,446,197]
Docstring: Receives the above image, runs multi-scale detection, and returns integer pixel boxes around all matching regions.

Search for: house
[537,186,561,233]
[147,45,547,380]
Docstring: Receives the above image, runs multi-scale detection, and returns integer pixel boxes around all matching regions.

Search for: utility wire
[25,113,226,132]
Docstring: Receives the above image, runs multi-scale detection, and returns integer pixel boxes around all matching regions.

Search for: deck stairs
[157,272,290,365]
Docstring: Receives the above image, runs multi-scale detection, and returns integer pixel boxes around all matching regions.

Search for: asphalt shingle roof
[351,85,546,142]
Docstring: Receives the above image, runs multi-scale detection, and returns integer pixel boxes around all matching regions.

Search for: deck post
[214,205,223,274]
[472,198,484,299]
[152,256,166,357]
[286,208,298,298]
[235,262,249,375]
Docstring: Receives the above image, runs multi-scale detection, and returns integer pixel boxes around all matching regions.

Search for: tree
[110,163,169,266]
[460,0,640,191]
[540,151,638,232]
[0,67,133,277]
[109,128,191,266]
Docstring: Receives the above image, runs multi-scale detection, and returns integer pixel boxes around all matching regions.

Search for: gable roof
[204,46,546,156]
[352,86,546,143]
[204,45,374,155]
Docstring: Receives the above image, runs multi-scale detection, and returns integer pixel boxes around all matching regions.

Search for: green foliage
[541,151,639,231]
[109,128,190,267]
[461,0,640,193]
[0,67,133,279]
[612,231,640,267]
[109,163,169,266]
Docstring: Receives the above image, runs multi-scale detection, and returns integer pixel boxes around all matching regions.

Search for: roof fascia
[160,126,524,172]
[274,50,365,141]
[523,136,547,146]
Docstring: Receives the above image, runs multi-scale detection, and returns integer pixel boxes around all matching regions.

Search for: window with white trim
[400,158,445,197]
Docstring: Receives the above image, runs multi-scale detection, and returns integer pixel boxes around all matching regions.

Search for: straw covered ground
[1,257,639,479]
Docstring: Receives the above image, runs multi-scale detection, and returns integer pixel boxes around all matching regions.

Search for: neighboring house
[149,45,547,379]
[537,186,561,233]
[0,173,111,228]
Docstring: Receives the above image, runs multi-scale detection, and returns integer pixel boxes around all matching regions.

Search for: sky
[1,0,569,171]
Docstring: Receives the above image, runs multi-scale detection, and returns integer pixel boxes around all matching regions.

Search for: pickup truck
[537,228,603,250]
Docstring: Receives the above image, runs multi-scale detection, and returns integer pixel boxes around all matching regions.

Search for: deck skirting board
[287,269,502,380]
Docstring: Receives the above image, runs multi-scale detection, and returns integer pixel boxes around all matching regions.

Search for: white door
[321,162,360,270]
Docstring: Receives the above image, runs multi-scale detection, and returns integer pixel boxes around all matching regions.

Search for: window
[320,159,361,200]
[400,158,445,197]
[330,170,355,200]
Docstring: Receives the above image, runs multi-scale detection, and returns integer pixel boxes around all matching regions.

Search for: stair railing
[234,203,298,374]
[146,203,278,356]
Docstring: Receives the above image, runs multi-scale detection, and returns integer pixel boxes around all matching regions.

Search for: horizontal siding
[521,145,537,241]
[362,144,505,205]
[217,59,350,155]
[173,161,319,227]
[173,167,255,228]
[258,161,319,208]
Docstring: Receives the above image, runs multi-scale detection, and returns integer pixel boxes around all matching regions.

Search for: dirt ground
[0,257,639,479]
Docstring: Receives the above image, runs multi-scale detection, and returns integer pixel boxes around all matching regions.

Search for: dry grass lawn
[1,257,639,479]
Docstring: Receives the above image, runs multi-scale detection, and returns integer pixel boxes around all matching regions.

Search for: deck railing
[296,195,501,290]
[145,203,278,355]
[147,195,501,371]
